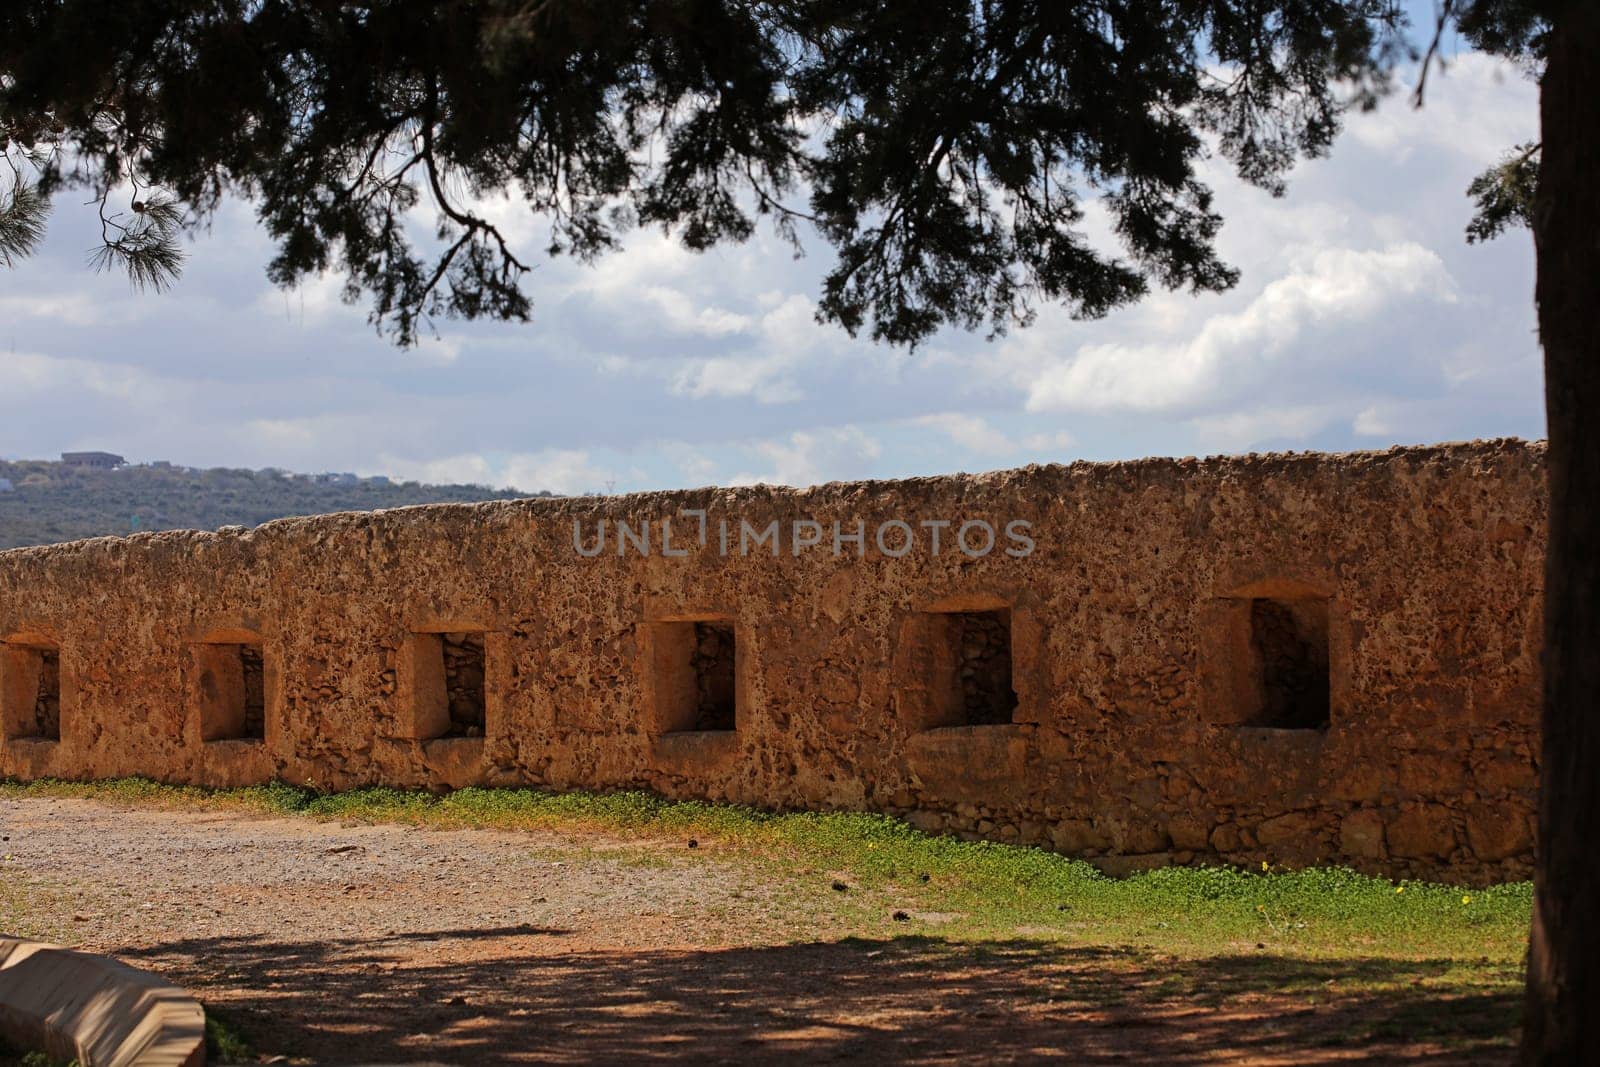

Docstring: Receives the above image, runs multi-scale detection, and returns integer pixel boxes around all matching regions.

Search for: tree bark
[1523,2,1600,1062]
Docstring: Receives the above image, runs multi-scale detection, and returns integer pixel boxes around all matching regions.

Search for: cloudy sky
[1,32,1542,496]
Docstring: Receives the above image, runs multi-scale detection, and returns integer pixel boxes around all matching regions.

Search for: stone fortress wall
[0,440,1545,884]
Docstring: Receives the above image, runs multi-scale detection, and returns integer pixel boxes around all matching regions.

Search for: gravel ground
[0,798,1508,1066]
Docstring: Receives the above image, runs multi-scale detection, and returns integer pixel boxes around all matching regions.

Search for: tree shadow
[117,930,1519,1065]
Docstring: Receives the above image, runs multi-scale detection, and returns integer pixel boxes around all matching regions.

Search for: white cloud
[0,294,106,328]
[639,285,752,338]
[1023,430,1077,452]
[503,450,614,495]
[1024,243,1458,414]
[246,417,323,451]
[378,453,497,487]
[376,448,613,495]
[657,443,721,486]
[568,231,752,336]
[1189,406,1335,452]
[0,351,172,406]
[1349,52,1537,163]
[670,294,836,403]
[411,334,465,366]
[914,413,1016,456]
[729,427,883,487]
[254,271,352,328]
[672,352,804,403]
[1353,404,1395,437]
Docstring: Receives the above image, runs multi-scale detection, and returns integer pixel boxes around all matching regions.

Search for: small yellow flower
[1261,860,1269,872]
[1396,886,1405,894]
[1462,895,1472,905]
[1256,904,1265,912]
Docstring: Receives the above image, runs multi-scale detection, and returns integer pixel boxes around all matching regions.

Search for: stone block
[1386,804,1456,859]
[1338,809,1387,860]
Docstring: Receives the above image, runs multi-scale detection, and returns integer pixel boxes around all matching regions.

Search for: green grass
[0,1036,77,1067]
[203,1006,253,1064]
[0,777,1532,1056]
[0,776,1532,966]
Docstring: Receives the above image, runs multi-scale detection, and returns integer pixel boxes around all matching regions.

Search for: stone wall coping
[0,437,1543,561]
[0,937,205,1067]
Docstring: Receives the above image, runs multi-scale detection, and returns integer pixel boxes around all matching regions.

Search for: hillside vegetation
[0,459,542,550]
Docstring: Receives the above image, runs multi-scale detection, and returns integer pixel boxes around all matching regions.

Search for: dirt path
[0,798,1508,1065]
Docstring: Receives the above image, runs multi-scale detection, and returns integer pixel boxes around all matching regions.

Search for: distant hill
[0,458,545,550]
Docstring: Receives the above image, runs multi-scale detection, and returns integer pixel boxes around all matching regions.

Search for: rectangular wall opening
[406,630,487,741]
[32,647,60,741]
[945,609,1018,726]
[1245,598,1330,729]
[650,619,738,734]
[1,643,61,742]
[689,622,737,732]
[197,642,266,742]
[440,631,487,738]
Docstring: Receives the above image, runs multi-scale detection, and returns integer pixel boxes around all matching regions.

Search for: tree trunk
[1523,3,1600,1062]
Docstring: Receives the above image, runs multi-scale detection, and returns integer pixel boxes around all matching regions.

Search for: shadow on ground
[119,930,1520,1065]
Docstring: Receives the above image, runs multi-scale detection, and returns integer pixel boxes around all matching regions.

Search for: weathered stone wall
[0,440,1545,884]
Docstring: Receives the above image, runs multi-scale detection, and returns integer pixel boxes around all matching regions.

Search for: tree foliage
[1466,140,1539,243]
[2,0,1430,348]
[1451,0,1548,243]
[0,153,48,265]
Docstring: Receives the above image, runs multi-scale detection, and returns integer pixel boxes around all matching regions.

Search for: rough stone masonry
[0,440,1544,885]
